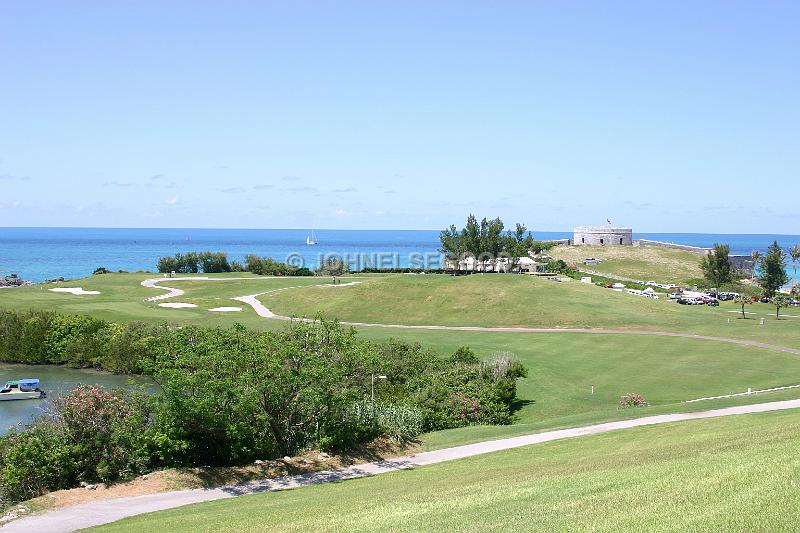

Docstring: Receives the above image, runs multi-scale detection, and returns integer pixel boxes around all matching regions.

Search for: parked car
[707,299,720,306]
[668,292,682,299]
[759,297,770,303]
[677,298,691,305]
[645,281,657,286]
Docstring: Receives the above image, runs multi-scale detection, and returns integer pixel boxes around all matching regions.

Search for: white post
[760,317,765,326]
[591,385,594,395]
[747,387,752,395]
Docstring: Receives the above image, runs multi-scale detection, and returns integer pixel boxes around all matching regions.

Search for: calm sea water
[0,227,798,284]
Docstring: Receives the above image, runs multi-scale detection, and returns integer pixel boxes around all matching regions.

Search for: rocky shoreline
[0,274,31,288]
[0,274,66,288]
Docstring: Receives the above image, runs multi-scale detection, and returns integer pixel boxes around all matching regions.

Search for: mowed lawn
[92,409,800,533]
[550,244,705,283]
[356,328,800,448]
[264,274,800,348]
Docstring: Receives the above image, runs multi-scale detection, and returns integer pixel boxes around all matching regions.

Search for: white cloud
[165,195,180,205]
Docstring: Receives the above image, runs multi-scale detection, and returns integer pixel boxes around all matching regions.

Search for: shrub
[55,385,152,482]
[0,423,76,504]
[93,267,110,275]
[618,392,649,409]
[345,401,424,444]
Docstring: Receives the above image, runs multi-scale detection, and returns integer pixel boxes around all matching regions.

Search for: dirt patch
[19,438,418,517]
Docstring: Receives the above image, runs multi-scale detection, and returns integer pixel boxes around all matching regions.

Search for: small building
[574,226,633,246]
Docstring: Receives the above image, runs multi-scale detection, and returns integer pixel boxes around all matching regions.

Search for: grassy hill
[91,409,800,532]
[549,244,705,284]
[264,274,800,348]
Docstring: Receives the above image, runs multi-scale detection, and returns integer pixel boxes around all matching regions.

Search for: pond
[0,362,155,435]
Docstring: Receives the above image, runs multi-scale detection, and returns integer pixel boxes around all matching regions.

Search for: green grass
[92,409,800,532]
[264,274,800,348]
[549,244,705,284]
[355,328,800,448]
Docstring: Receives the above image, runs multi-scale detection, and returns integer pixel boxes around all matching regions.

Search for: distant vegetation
[439,214,554,271]
[157,251,231,274]
[245,254,313,276]
[0,312,525,506]
[156,252,313,276]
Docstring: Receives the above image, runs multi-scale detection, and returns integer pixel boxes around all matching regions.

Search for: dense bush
[0,314,527,504]
[618,392,649,409]
[244,255,314,276]
[156,251,230,274]
[0,310,163,373]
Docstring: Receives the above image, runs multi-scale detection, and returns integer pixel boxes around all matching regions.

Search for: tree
[502,224,535,272]
[733,295,751,319]
[461,215,481,272]
[791,244,800,279]
[771,295,788,320]
[749,250,761,279]
[438,225,464,269]
[700,243,733,288]
[758,241,789,298]
[480,217,504,271]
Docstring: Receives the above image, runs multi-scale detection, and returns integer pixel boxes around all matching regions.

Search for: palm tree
[791,244,800,279]
[750,250,761,280]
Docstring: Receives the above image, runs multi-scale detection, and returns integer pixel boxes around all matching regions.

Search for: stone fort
[573,226,633,246]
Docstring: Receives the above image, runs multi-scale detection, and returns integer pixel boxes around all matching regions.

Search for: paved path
[5,399,800,533]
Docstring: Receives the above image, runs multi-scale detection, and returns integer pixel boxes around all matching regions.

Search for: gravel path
[6,399,800,533]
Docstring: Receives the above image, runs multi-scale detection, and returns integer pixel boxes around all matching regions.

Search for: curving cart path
[5,398,800,533]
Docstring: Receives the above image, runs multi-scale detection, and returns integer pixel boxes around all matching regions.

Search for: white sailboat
[306,230,318,245]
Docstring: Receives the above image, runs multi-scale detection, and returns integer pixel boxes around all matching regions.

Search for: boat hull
[0,390,43,401]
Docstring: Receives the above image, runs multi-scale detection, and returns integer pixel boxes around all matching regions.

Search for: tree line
[702,240,796,301]
[439,215,553,272]
[0,311,526,506]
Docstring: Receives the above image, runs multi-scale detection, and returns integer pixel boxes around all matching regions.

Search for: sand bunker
[158,302,198,309]
[48,287,101,295]
[209,307,243,313]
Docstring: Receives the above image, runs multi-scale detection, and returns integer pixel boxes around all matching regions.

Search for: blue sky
[1,1,797,232]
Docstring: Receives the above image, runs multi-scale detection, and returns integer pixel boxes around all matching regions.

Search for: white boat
[0,378,44,401]
[306,230,318,245]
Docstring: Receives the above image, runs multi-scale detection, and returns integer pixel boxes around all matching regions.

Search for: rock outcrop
[0,274,31,287]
